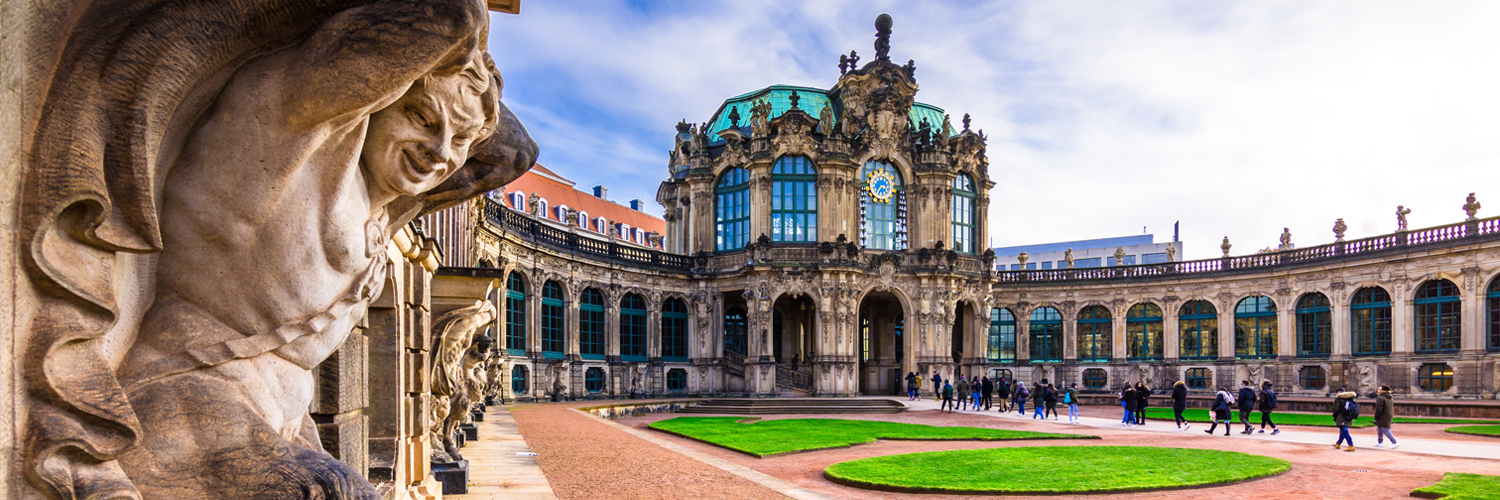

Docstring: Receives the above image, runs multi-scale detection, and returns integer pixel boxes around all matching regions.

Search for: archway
[772,294,815,371]
[951,301,978,377]
[857,291,908,395]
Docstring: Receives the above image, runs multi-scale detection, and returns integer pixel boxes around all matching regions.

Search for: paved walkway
[900,396,1500,460]
[447,407,557,500]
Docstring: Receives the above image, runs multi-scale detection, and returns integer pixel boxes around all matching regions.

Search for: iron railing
[483,198,692,272]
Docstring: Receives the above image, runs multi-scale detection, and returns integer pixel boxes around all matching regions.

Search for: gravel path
[509,402,788,500]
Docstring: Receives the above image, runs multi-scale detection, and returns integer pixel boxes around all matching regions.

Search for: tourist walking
[1121,384,1137,426]
[905,372,918,401]
[1373,385,1399,449]
[940,381,955,412]
[1237,380,1258,434]
[931,372,943,400]
[981,376,995,410]
[1333,389,1359,451]
[914,374,923,401]
[1044,381,1059,419]
[1065,383,1080,424]
[1171,381,1190,431]
[956,375,971,411]
[1134,382,1150,425]
[1014,382,1029,415]
[1031,381,1046,419]
[1257,381,1280,435]
[971,378,984,410]
[1206,387,1233,436]
[996,377,1011,412]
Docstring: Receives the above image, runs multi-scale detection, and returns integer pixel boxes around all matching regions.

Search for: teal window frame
[1488,278,1500,351]
[988,308,1016,362]
[1234,296,1277,360]
[1415,280,1461,353]
[951,174,976,254]
[715,168,750,251]
[1076,306,1111,362]
[724,308,747,356]
[1418,363,1453,392]
[511,365,528,395]
[1295,293,1331,358]
[662,298,689,361]
[666,368,687,392]
[585,367,604,393]
[770,156,817,243]
[1127,303,1164,361]
[1083,368,1108,389]
[620,293,648,362]
[541,281,565,359]
[1299,365,1325,390]
[1179,300,1219,360]
[1185,367,1211,390]
[1352,287,1392,356]
[579,289,605,360]
[859,160,906,250]
[505,272,527,356]
[1028,307,1063,363]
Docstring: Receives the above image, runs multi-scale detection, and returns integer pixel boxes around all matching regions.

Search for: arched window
[724,307,747,356]
[1415,279,1461,352]
[510,192,524,209]
[541,281,564,358]
[536,198,548,217]
[580,289,605,360]
[1076,306,1111,362]
[859,160,906,250]
[1488,278,1500,351]
[1352,287,1392,356]
[988,308,1016,362]
[1295,293,1331,357]
[715,167,750,251]
[951,174,976,254]
[595,217,606,233]
[585,367,604,393]
[666,369,687,392]
[1179,300,1219,359]
[1127,303,1164,360]
[1029,307,1063,363]
[662,298,689,361]
[620,293,647,361]
[511,365,528,395]
[1234,296,1277,359]
[555,205,568,221]
[770,156,817,242]
[577,210,589,227]
[505,272,527,355]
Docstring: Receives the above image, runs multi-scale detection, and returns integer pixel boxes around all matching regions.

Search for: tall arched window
[724,307,747,356]
[541,281,564,359]
[1179,300,1218,359]
[859,160,906,250]
[505,272,526,355]
[1295,293,1331,357]
[662,298,689,361]
[1127,303,1164,360]
[715,167,750,251]
[1488,278,1500,351]
[511,365,528,395]
[989,308,1016,362]
[951,174,976,253]
[1415,279,1461,353]
[1029,307,1063,363]
[1352,287,1392,356]
[620,293,648,361]
[1076,306,1111,362]
[1235,296,1277,359]
[580,288,605,360]
[771,156,817,242]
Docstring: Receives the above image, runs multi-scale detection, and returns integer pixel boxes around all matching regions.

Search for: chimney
[592,185,607,198]
[630,199,643,211]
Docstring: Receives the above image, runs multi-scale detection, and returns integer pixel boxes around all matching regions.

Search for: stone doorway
[858,291,907,395]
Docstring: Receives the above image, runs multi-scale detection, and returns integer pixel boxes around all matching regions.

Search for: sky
[487,1,1500,260]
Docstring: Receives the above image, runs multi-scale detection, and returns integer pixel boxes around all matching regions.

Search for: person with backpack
[972,378,985,410]
[1134,382,1150,425]
[996,377,1011,412]
[1237,380,1258,434]
[1031,381,1047,419]
[905,372,918,401]
[1014,382,1029,415]
[956,375,971,411]
[1171,381,1190,431]
[1065,383,1080,424]
[1120,384,1137,426]
[1373,385,1399,449]
[1257,380,1280,435]
[941,380,955,412]
[1333,389,1359,451]
[1206,387,1233,436]
[981,375,995,410]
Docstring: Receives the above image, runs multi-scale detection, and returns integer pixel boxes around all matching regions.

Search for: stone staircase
[675,398,906,415]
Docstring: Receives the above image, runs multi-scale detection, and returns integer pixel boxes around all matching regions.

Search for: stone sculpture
[1065,248,1075,268]
[1222,236,1233,256]
[1333,218,1348,242]
[18,0,536,497]
[1397,205,1412,230]
[1165,244,1176,262]
[1017,251,1029,268]
[1278,228,1292,250]
[464,333,495,416]
[1114,247,1127,266]
[1464,192,1482,220]
[431,302,497,464]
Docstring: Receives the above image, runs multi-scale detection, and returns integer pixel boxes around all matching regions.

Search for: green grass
[824,446,1290,494]
[648,417,1096,457]
[1139,408,1500,428]
[1411,473,1500,499]
[1445,425,1500,438]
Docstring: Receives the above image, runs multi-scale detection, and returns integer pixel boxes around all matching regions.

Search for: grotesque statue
[430,302,496,463]
[464,333,495,416]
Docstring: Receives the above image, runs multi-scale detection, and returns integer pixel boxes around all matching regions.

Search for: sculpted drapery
[20,0,535,498]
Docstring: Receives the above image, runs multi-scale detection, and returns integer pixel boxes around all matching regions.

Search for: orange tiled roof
[499,164,665,249]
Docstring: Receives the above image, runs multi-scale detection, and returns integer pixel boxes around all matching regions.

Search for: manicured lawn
[648,417,1096,457]
[1445,425,1500,438]
[824,446,1290,494]
[1411,472,1500,499]
[1139,408,1500,428]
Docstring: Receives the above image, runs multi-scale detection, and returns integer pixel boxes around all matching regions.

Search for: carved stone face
[363,73,488,197]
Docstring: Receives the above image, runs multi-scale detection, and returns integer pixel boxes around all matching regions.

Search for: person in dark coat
[981,376,995,410]
[996,378,1011,412]
[1257,380,1280,435]
[1031,381,1046,419]
[1206,387,1233,436]
[1043,382,1059,419]
[1134,382,1150,425]
[1014,382,1029,415]
[1171,381,1190,431]
[1120,384,1137,426]
[931,372,943,400]
[1373,385,1398,449]
[941,381,955,412]
[1237,380,1258,434]
[1333,389,1358,451]
[905,372,918,401]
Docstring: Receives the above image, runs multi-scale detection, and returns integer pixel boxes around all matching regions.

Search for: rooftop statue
[19,0,537,497]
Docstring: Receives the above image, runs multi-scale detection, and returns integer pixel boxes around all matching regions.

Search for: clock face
[867,168,896,203]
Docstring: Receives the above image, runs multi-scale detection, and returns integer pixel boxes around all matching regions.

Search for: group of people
[907,372,1082,424]
[1201,380,1281,436]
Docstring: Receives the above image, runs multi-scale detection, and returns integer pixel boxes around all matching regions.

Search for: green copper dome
[703,84,951,139]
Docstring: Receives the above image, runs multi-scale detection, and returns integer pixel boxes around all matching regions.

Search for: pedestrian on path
[996,378,1011,412]
[941,381,955,412]
[1257,380,1280,435]
[1171,381,1190,431]
[1015,381,1030,415]
[931,372,943,400]
[1237,380,1258,434]
[1206,387,1233,436]
[1044,381,1059,420]
[981,376,995,410]
[914,374,922,401]
[972,378,984,410]
[1032,381,1047,419]
[1333,389,1359,451]
[1134,382,1150,425]
[1065,383,1080,424]
[956,375,971,411]
[905,372,918,401]
[1121,384,1137,426]
[1373,385,1399,449]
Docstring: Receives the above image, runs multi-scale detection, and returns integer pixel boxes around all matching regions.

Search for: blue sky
[488,1,1500,259]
